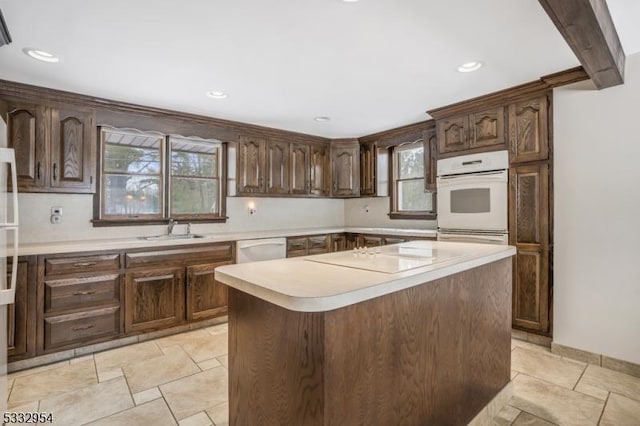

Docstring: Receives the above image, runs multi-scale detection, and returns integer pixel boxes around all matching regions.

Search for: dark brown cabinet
[436,106,506,157]
[7,256,36,362]
[125,267,185,333]
[359,141,376,196]
[290,143,309,195]
[286,235,331,257]
[508,95,549,164]
[509,163,550,333]
[331,141,360,197]
[360,235,384,247]
[237,135,267,194]
[310,143,331,196]
[265,139,289,195]
[424,127,437,190]
[186,261,232,321]
[5,100,95,193]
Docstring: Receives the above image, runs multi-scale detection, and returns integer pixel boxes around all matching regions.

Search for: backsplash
[344,197,437,230]
[18,193,346,243]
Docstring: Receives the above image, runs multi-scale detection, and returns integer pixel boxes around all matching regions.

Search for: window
[96,127,225,224]
[389,140,436,219]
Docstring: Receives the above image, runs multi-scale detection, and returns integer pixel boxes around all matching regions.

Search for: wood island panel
[228,258,512,426]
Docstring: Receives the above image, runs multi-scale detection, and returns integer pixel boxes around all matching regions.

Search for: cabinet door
[237,136,266,193]
[332,144,360,197]
[345,234,359,250]
[7,257,36,360]
[509,163,550,333]
[508,95,549,164]
[6,101,48,190]
[424,128,437,190]
[331,234,346,252]
[50,107,95,192]
[310,144,330,196]
[290,143,310,195]
[469,106,506,149]
[265,140,290,194]
[436,115,469,154]
[125,267,185,333]
[308,235,330,255]
[286,237,308,258]
[361,235,383,247]
[186,261,231,321]
[359,141,377,196]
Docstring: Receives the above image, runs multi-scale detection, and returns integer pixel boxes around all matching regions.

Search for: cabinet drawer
[287,250,308,258]
[287,237,308,253]
[308,235,328,250]
[126,243,233,268]
[44,306,120,350]
[383,237,408,245]
[44,254,120,276]
[361,235,383,247]
[44,274,119,314]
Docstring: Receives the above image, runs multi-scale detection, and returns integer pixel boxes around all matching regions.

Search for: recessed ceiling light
[457,61,483,73]
[23,48,59,63]
[314,116,331,122]
[206,90,228,99]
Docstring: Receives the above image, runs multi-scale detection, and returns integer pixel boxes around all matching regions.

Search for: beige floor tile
[492,404,521,425]
[198,358,222,371]
[178,411,213,426]
[206,401,228,426]
[217,355,228,368]
[206,323,228,336]
[180,332,227,363]
[512,412,556,425]
[7,360,69,380]
[155,329,212,349]
[94,341,164,374]
[161,367,228,420]
[98,367,124,382]
[574,382,609,400]
[511,374,604,426]
[133,386,163,405]
[511,340,558,358]
[511,370,519,380]
[39,377,134,426]
[602,356,640,379]
[70,354,94,364]
[511,347,586,389]
[89,398,177,426]
[124,345,201,394]
[8,359,97,408]
[579,364,640,403]
[7,400,39,412]
[600,393,640,426]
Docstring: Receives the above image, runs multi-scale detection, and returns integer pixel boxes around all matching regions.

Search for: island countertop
[215,240,516,312]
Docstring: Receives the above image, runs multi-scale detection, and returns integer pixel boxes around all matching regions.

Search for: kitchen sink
[138,234,206,241]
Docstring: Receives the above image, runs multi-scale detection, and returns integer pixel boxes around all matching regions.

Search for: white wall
[344,196,437,230]
[19,194,345,243]
[553,52,640,364]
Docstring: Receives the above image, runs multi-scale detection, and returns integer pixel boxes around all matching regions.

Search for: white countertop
[215,240,516,312]
[15,227,437,256]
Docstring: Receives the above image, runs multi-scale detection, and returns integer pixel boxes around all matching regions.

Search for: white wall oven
[436,150,509,245]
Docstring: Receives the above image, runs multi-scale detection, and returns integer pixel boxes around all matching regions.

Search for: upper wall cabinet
[436,106,506,158]
[331,140,360,197]
[6,100,96,193]
[265,139,289,195]
[359,141,376,196]
[508,95,549,164]
[237,135,267,194]
[290,143,310,195]
[310,143,330,196]
[424,127,437,191]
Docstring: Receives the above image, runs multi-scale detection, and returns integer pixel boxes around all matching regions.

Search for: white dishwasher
[236,237,287,263]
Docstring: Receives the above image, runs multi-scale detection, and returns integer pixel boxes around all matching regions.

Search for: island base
[228,258,512,425]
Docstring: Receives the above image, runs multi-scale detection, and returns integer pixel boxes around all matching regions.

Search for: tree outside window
[390,140,435,219]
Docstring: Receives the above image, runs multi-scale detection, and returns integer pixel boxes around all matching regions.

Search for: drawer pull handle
[72,324,95,332]
[73,290,96,296]
[73,262,97,267]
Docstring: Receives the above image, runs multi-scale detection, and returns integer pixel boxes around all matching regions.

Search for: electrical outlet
[50,207,63,224]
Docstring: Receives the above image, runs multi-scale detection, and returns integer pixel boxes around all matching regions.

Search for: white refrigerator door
[0,147,19,306]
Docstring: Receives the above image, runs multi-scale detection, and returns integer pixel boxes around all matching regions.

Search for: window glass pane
[103,175,161,215]
[397,179,429,211]
[398,146,424,179]
[171,178,219,214]
[104,143,161,174]
[171,150,217,177]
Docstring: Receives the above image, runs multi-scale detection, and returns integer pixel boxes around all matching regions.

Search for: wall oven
[436,150,509,245]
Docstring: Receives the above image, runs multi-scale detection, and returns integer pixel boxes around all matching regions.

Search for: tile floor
[6,325,640,425]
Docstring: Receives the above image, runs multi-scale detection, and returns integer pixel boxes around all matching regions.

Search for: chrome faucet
[168,219,177,235]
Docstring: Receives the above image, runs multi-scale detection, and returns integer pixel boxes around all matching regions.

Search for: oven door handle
[437,171,507,187]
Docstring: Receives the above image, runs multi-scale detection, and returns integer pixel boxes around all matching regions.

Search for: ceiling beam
[538,0,625,89]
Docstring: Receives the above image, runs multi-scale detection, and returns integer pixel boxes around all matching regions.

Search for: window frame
[388,139,436,220]
[94,127,227,226]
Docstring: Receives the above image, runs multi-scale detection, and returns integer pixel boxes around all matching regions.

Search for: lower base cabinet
[44,306,120,350]
[186,261,232,321]
[125,267,185,333]
[8,256,37,362]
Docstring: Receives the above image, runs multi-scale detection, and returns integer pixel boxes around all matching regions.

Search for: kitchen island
[215,240,516,425]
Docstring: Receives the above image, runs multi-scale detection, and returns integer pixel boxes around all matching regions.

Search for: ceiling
[0,0,638,138]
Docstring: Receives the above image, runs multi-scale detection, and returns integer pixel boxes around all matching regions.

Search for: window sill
[388,212,437,220]
[92,217,228,227]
